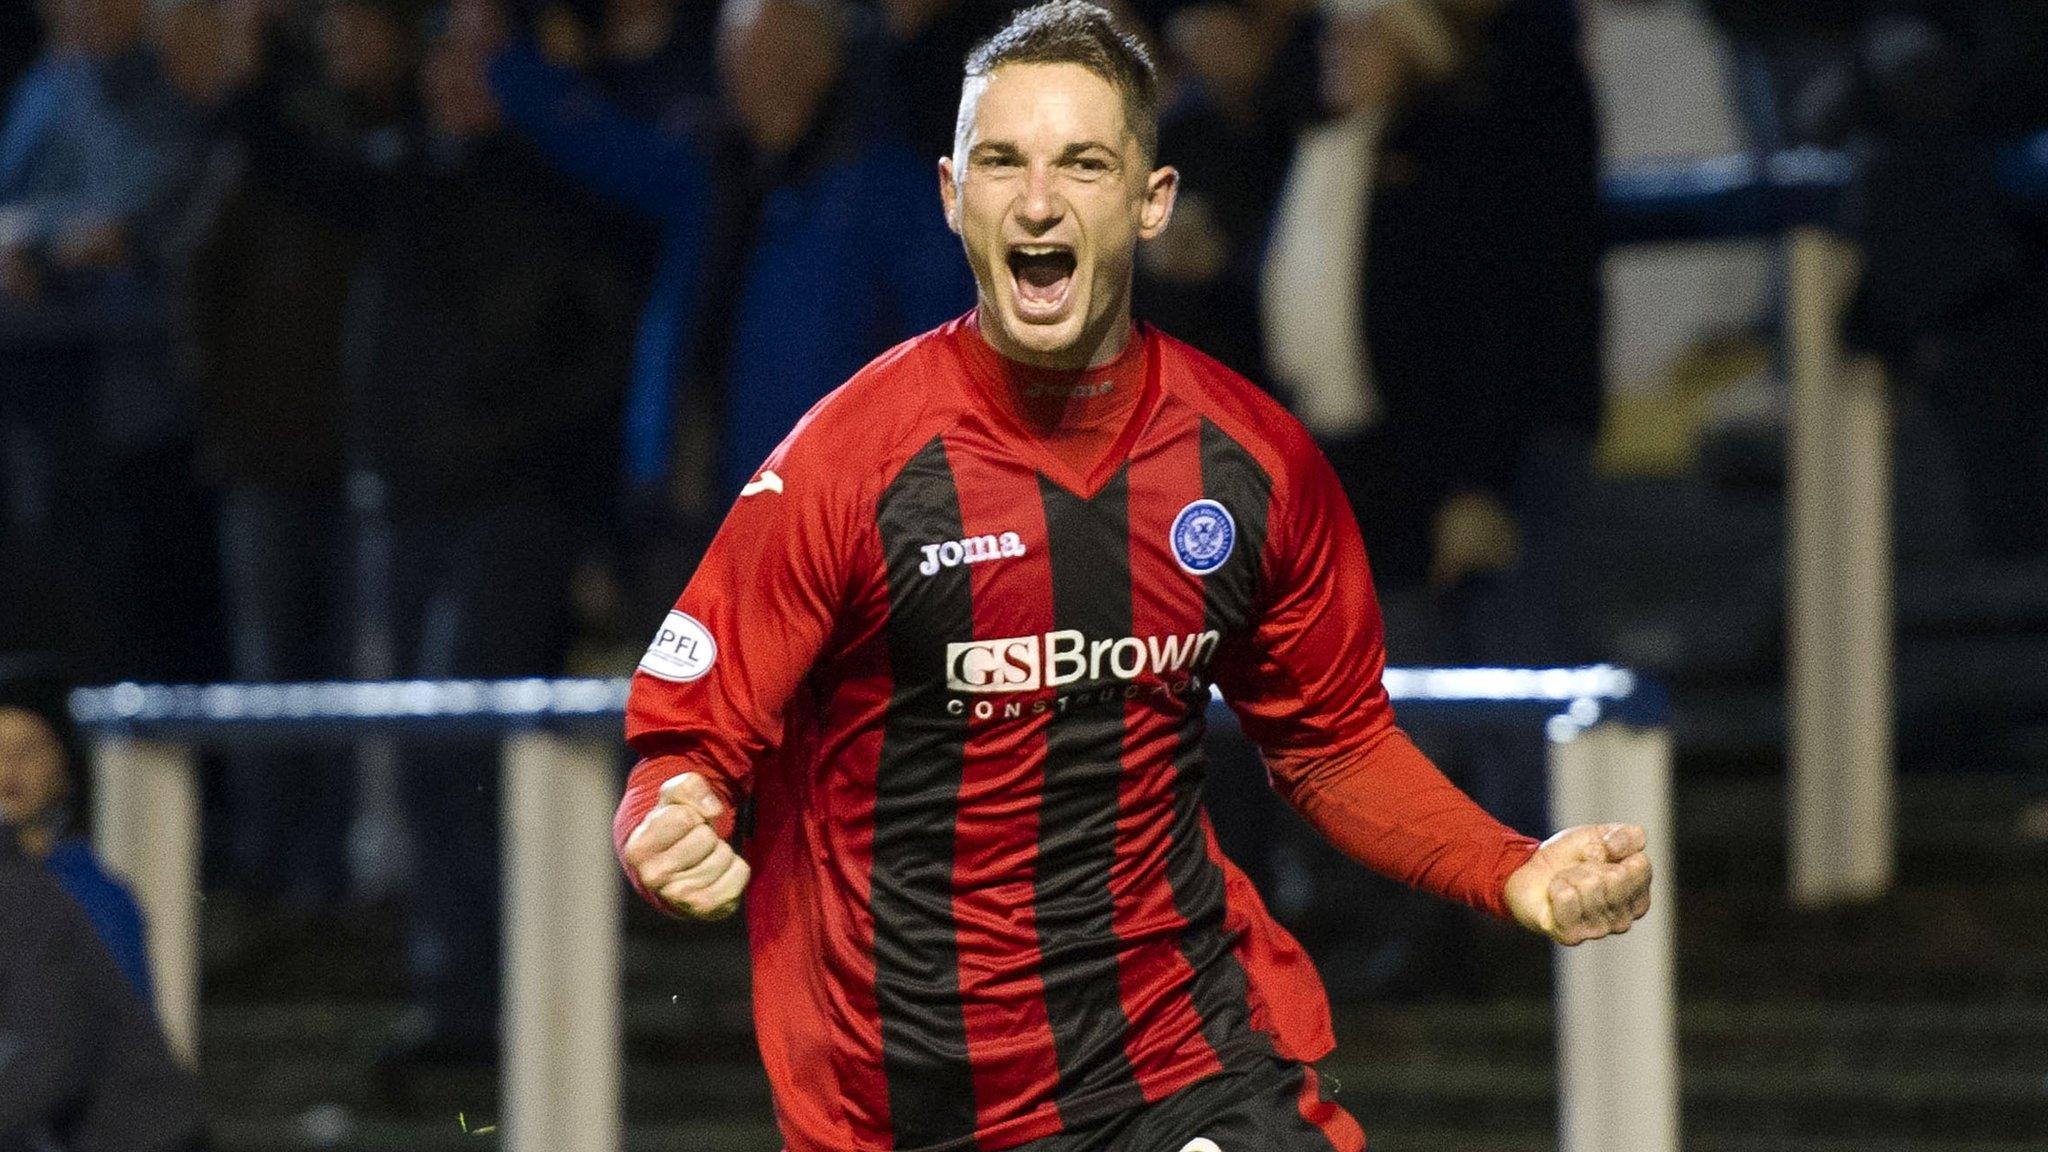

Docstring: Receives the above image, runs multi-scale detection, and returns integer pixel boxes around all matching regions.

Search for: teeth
[1013,245,1070,257]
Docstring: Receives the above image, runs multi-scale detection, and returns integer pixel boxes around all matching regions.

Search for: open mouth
[1007,244,1077,317]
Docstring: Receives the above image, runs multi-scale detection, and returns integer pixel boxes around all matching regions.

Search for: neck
[963,311,1148,439]
[974,298,1134,372]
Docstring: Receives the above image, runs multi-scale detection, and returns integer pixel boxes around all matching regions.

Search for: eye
[1070,157,1111,175]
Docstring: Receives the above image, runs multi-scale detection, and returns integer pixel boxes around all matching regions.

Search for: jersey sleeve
[615,424,861,903]
[1213,438,1538,919]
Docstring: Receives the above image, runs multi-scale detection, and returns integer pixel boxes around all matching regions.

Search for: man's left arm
[1212,434,1650,944]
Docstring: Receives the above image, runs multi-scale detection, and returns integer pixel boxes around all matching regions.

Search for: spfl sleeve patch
[639,611,718,682]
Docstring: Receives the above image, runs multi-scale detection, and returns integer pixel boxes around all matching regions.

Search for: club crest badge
[1171,499,1236,575]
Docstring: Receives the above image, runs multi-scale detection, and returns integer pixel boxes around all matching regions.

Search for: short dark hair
[962,1,1159,164]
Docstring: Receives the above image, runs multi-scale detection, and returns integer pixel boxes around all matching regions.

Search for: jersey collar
[953,311,1164,500]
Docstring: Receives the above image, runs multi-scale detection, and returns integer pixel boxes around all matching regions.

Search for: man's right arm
[617,424,859,918]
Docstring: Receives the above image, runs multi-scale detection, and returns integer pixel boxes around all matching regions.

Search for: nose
[1015,162,1064,234]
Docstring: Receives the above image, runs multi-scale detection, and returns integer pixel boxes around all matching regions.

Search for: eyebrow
[968,140,1123,162]
[1059,142,1120,164]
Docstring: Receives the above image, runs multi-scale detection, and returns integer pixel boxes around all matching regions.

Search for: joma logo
[918,531,1026,576]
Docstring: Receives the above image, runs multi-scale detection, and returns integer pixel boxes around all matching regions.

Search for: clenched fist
[623,772,751,920]
[1503,823,1653,946]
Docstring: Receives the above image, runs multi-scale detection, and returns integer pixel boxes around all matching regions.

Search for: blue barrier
[70,664,1665,744]
[69,677,630,741]
[1602,148,1854,245]
[1600,131,2048,245]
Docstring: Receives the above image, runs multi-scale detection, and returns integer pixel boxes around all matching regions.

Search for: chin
[1007,316,1085,356]
[990,296,1094,366]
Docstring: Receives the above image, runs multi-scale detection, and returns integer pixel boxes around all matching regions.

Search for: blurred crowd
[0,0,1628,691]
[1704,0,2048,558]
[3,0,2048,1106]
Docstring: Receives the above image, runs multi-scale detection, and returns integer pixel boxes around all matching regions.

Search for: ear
[938,155,962,236]
[1136,164,1178,241]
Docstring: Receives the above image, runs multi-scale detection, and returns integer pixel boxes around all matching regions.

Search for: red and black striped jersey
[619,314,1537,1152]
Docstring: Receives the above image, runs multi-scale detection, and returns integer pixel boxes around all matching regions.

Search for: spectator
[509,0,723,594]
[1139,0,1320,381]
[350,0,633,1077]
[486,0,973,597]
[1702,4,2048,559]
[1829,4,2048,557]
[0,0,199,251]
[0,655,151,1003]
[578,0,721,120]
[1263,0,1463,465]
[177,0,421,923]
[1332,0,1601,823]
[517,0,724,368]
[551,0,724,286]
[0,0,208,678]
[0,826,205,1152]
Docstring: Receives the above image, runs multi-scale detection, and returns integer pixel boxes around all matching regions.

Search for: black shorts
[1011,1059,1365,1152]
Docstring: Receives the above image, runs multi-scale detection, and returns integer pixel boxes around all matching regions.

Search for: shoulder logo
[638,611,717,682]
[1171,499,1235,575]
[740,470,783,497]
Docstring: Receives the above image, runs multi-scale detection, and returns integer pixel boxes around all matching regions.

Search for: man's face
[941,62,1177,370]
[0,708,68,829]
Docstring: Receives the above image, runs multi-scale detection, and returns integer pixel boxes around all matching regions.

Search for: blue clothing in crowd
[43,836,153,1004]
[0,47,197,249]
[487,42,973,500]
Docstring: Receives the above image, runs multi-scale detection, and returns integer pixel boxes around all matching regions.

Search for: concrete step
[204,1055,2048,1148]
[208,1114,786,1152]
[1315,1059,2048,1140]
[202,997,2048,1139]
[203,996,2048,1079]
[206,1114,2048,1152]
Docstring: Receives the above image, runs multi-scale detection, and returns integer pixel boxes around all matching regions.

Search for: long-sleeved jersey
[618,314,1539,1152]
